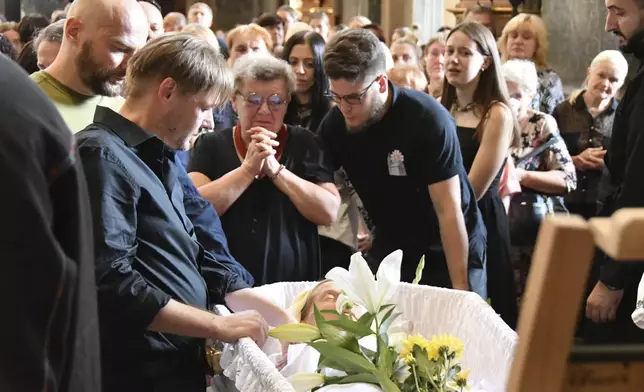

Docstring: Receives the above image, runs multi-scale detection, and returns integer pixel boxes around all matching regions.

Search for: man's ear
[64,17,82,42]
[158,78,178,101]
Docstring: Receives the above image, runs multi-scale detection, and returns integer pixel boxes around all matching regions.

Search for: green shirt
[31,71,124,133]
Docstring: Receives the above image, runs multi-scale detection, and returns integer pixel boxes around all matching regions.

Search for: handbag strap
[516,135,560,165]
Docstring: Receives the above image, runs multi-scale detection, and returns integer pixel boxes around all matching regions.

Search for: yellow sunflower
[429,334,464,358]
[455,370,470,387]
[398,334,430,359]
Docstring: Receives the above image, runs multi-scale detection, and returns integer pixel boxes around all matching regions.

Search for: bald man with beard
[139,1,164,40]
[31,0,149,133]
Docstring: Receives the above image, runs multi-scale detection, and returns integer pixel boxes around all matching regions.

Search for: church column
[341,0,369,24]
[380,0,444,45]
[540,0,617,89]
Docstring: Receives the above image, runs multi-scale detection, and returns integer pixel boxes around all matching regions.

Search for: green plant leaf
[413,346,438,381]
[326,317,374,338]
[320,309,341,316]
[318,323,356,349]
[357,312,375,327]
[377,335,394,378]
[324,373,380,385]
[380,312,402,337]
[412,255,425,285]
[379,304,396,314]
[314,305,326,327]
[379,306,396,324]
[318,356,343,371]
[374,369,402,392]
[309,341,377,374]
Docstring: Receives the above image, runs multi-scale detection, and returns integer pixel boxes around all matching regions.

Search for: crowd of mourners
[2,0,644,391]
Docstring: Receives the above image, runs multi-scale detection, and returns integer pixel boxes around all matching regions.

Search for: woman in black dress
[442,22,521,329]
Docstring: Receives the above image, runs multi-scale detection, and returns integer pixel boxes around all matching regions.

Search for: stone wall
[541,0,618,88]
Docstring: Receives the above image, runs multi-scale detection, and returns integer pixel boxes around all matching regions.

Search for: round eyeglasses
[236,91,289,111]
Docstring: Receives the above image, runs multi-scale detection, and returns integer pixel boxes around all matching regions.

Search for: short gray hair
[502,59,538,99]
[323,28,387,82]
[232,53,296,96]
[33,19,64,52]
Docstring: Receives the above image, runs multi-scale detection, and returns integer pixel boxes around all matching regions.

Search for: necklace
[451,101,477,113]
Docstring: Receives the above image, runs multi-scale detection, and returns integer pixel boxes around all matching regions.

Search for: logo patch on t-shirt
[387,150,407,176]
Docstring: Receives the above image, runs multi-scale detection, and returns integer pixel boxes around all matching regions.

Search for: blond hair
[0,21,17,33]
[125,33,233,106]
[181,23,220,51]
[498,13,549,69]
[569,50,629,104]
[388,64,428,91]
[285,21,312,42]
[390,37,422,62]
[226,23,273,53]
[289,280,332,322]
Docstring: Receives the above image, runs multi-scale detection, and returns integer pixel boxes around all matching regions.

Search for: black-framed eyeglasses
[236,91,289,110]
[325,77,379,106]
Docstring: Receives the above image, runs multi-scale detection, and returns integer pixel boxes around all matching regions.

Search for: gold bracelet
[270,164,285,180]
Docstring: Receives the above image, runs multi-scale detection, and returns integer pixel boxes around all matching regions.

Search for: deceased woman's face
[302,281,342,325]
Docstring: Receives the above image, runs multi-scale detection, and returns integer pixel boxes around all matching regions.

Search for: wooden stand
[507,209,644,392]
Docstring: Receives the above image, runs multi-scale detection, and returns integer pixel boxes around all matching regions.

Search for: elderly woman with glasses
[188,54,341,286]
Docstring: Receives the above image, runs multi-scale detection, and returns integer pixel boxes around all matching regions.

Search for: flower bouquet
[269,250,470,392]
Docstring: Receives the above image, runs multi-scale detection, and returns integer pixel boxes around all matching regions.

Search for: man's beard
[75,41,126,97]
[346,95,387,133]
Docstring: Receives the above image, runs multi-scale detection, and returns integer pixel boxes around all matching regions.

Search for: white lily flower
[289,372,325,392]
[335,293,354,315]
[326,250,402,315]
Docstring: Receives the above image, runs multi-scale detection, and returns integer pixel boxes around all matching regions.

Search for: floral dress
[531,69,565,114]
[510,111,577,302]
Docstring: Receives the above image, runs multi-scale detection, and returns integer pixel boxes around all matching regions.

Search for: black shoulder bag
[508,136,561,246]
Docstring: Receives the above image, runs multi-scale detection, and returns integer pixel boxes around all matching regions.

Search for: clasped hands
[241,127,281,178]
[573,147,606,171]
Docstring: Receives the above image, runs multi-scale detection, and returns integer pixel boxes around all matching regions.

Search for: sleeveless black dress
[457,126,518,329]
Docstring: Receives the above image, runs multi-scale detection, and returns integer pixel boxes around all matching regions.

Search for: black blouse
[553,92,617,207]
[187,125,335,285]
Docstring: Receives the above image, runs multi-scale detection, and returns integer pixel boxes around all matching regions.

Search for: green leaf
[412,255,425,285]
[326,317,374,338]
[314,305,326,327]
[377,335,394,378]
[380,311,402,336]
[357,312,375,327]
[379,304,396,314]
[309,341,377,374]
[320,309,341,316]
[318,323,355,349]
[374,369,402,392]
[379,306,396,325]
[413,346,438,381]
[318,356,343,370]
[324,373,380,385]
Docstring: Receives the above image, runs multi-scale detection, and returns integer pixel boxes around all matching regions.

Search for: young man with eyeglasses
[317,29,488,298]
[188,54,340,285]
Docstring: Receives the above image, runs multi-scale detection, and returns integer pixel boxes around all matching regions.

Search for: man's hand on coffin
[213,310,269,346]
[586,281,624,323]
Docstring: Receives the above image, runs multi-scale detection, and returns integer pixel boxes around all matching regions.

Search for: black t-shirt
[317,84,486,262]
[188,125,334,285]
